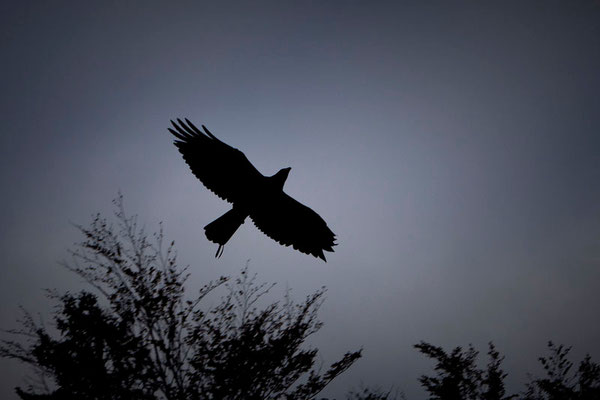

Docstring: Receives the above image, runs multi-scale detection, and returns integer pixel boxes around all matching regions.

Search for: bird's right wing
[249,192,336,261]
[169,119,264,204]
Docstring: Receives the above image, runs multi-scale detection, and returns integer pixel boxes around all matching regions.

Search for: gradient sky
[1,1,599,398]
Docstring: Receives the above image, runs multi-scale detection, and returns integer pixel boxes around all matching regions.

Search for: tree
[414,341,516,400]
[481,343,513,400]
[1,196,361,400]
[523,341,600,400]
[346,385,402,400]
[415,340,600,400]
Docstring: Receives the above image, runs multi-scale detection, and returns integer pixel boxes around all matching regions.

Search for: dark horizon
[1,1,600,398]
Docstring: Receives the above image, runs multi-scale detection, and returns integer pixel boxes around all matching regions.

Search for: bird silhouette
[169,119,336,261]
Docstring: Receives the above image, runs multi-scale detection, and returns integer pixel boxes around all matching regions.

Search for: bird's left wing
[249,192,336,261]
[169,119,264,204]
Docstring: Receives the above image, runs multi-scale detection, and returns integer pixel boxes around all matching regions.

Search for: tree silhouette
[4,196,599,400]
[415,341,600,400]
[346,385,402,400]
[0,196,360,400]
[414,341,515,400]
[523,342,600,400]
[481,343,512,400]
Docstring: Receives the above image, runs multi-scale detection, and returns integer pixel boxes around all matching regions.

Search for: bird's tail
[204,207,247,258]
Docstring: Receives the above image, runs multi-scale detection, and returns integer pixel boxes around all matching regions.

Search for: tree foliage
[346,385,401,400]
[415,340,600,400]
[415,341,514,400]
[523,342,600,400]
[3,195,599,400]
[0,196,361,400]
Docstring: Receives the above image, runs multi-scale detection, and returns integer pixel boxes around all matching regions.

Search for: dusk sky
[1,1,599,398]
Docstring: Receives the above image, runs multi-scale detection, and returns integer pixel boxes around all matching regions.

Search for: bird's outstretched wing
[249,192,336,261]
[169,119,263,204]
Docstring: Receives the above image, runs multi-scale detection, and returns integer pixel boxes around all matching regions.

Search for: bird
[168,118,336,261]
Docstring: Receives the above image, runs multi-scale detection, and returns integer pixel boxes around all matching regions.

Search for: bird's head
[272,167,291,190]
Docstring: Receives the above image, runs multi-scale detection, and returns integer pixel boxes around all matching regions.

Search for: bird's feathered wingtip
[318,251,327,262]
[168,118,222,144]
[201,124,220,141]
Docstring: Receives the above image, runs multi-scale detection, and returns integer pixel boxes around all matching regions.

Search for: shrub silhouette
[0,196,361,400]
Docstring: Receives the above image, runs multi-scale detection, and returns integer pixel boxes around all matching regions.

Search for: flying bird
[169,119,336,261]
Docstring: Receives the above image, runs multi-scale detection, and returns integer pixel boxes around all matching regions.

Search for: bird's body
[169,119,336,261]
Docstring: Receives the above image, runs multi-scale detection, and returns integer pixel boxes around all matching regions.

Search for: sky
[1,1,599,398]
